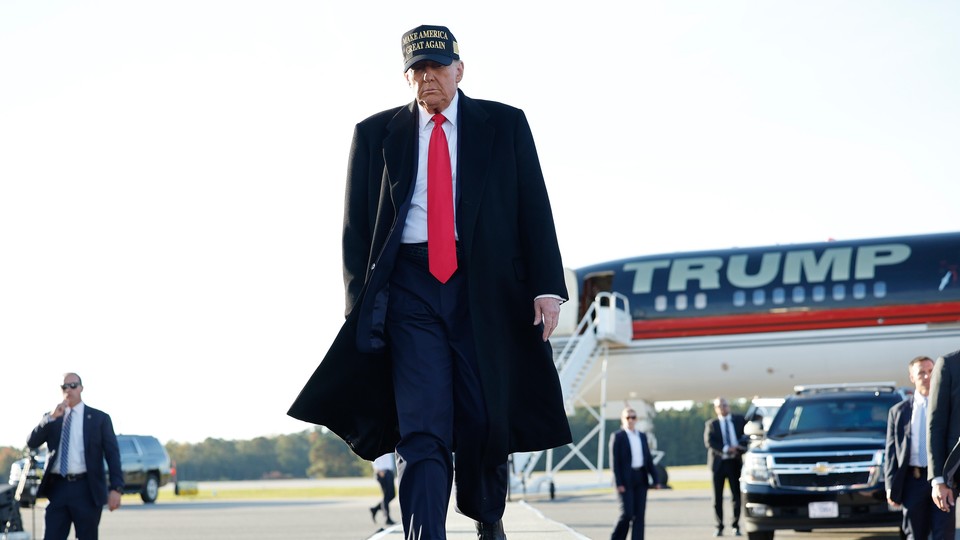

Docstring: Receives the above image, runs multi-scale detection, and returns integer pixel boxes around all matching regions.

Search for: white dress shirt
[626,429,645,468]
[400,92,459,244]
[909,394,928,467]
[55,401,87,475]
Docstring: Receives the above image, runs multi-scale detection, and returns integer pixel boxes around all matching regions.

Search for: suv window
[137,437,165,455]
[118,437,139,456]
[767,395,899,436]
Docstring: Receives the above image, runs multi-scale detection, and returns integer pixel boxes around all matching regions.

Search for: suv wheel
[141,473,160,503]
[748,531,774,540]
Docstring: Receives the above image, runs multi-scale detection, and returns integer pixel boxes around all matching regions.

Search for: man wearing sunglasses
[27,373,123,540]
[610,407,661,540]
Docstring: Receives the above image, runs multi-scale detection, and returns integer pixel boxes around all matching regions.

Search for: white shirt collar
[66,401,85,416]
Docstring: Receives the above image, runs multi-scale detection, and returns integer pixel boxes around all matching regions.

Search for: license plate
[808,501,839,518]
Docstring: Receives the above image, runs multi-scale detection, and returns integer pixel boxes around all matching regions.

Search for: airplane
[515,232,960,491]
[552,231,960,407]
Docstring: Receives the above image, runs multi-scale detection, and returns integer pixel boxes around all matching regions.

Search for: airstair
[509,292,633,498]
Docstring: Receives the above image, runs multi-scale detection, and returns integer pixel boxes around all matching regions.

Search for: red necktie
[428,113,457,283]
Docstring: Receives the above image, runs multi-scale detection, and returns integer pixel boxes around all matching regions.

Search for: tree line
[0,400,745,483]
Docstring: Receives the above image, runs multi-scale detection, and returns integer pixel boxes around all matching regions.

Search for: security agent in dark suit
[928,349,960,514]
[287,25,571,540]
[27,373,123,540]
[704,397,746,537]
[609,407,661,540]
[885,356,955,540]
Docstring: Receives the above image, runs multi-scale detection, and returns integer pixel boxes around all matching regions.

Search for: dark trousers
[387,257,506,539]
[612,468,649,540]
[712,459,742,530]
[44,477,102,540]
[374,470,396,520]
[900,472,956,540]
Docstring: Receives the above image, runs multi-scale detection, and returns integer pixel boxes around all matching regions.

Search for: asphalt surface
[5,468,934,540]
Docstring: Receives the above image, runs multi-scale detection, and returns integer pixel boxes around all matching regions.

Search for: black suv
[116,434,173,503]
[740,382,906,540]
[12,434,172,504]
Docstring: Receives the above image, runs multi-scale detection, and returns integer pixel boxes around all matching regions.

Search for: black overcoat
[288,90,573,463]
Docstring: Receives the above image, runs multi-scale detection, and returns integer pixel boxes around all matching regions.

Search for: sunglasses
[61,382,80,390]
[625,415,637,420]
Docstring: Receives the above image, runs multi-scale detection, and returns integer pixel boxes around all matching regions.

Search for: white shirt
[373,453,395,473]
[400,92,459,244]
[909,394,928,467]
[626,429,645,468]
[54,401,87,475]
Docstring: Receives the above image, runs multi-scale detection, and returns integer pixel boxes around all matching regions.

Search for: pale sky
[1,1,958,449]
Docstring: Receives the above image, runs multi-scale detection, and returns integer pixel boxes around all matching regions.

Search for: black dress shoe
[385,517,396,525]
[713,528,723,537]
[475,519,507,540]
[733,527,742,537]
[369,505,379,522]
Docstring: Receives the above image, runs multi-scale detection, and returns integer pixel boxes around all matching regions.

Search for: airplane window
[654,295,668,312]
[832,284,845,301]
[772,288,785,304]
[733,290,746,307]
[874,281,887,298]
[853,283,866,299]
[812,285,825,302]
[792,286,805,303]
[675,294,688,310]
[694,293,707,309]
[752,290,765,305]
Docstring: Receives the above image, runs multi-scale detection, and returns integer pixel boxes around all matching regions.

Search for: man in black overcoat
[288,24,571,540]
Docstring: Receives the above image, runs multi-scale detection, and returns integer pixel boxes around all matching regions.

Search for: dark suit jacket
[885,398,916,503]
[610,429,657,488]
[27,404,123,508]
[288,90,572,462]
[929,349,960,481]
[704,415,746,472]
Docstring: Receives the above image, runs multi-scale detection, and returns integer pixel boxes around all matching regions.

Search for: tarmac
[368,468,697,539]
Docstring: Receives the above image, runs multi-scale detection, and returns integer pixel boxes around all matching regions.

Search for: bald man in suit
[705,397,746,536]
[27,373,123,540]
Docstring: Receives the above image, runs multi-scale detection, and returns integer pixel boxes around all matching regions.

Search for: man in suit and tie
[705,397,746,536]
[885,356,955,539]
[928,349,960,516]
[27,372,123,540]
[609,407,661,540]
[288,25,570,540]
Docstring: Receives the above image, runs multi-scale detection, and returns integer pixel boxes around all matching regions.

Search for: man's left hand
[534,297,561,341]
[108,490,122,511]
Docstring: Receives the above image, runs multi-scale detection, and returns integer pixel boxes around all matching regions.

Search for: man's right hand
[932,483,955,512]
[50,400,68,419]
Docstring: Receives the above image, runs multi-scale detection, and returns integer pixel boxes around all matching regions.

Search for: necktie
[427,113,457,283]
[59,409,73,475]
[725,418,736,449]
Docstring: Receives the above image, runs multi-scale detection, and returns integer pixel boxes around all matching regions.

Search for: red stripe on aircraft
[632,301,960,339]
